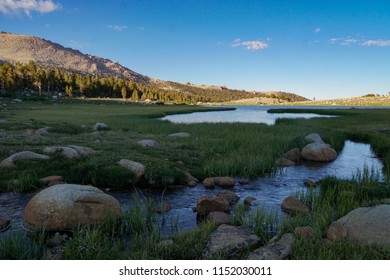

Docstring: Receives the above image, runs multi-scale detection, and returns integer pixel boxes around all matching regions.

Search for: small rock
[117,159,145,182]
[244,196,257,207]
[46,232,69,247]
[281,196,309,214]
[67,145,95,156]
[238,179,250,185]
[203,177,235,188]
[184,171,199,186]
[48,181,66,187]
[217,190,240,206]
[283,148,301,162]
[154,202,172,214]
[381,198,390,204]
[294,226,314,240]
[246,233,295,260]
[39,176,64,186]
[326,222,348,241]
[206,211,233,225]
[167,132,190,138]
[0,218,11,232]
[305,133,325,144]
[203,224,260,258]
[196,195,230,217]
[137,139,158,147]
[187,180,198,187]
[275,158,296,166]
[35,127,50,136]
[304,179,316,187]
[93,122,109,131]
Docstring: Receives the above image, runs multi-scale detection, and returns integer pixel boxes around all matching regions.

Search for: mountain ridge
[0,31,308,103]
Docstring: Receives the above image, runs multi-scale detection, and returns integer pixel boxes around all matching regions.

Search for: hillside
[0,31,308,104]
[0,31,148,83]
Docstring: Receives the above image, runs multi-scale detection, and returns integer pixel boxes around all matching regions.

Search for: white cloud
[314,28,321,33]
[329,37,357,46]
[107,24,128,31]
[362,40,390,47]
[0,0,60,16]
[231,39,268,51]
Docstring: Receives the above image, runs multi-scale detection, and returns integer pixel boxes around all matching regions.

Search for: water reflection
[160,106,335,125]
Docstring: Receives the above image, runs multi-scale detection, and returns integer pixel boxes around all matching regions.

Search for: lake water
[160,106,336,125]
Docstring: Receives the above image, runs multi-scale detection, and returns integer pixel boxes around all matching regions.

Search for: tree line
[0,61,306,103]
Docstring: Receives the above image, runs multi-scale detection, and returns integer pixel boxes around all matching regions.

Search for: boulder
[23,184,122,231]
[167,132,190,138]
[0,151,50,168]
[137,139,159,148]
[196,195,230,217]
[326,222,348,241]
[281,196,309,214]
[0,218,11,232]
[245,233,295,260]
[202,177,235,188]
[93,122,109,131]
[203,224,260,258]
[43,145,95,159]
[206,211,233,225]
[294,226,314,240]
[305,133,325,144]
[301,142,337,162]
[238,179,250,185]
[335,204,390,248]
[117,159,145,182]
[217,190,240,206]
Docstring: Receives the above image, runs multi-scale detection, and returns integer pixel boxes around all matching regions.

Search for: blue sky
[1,0,389,99]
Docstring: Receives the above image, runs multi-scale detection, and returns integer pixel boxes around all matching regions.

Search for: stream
[0,140,384,237]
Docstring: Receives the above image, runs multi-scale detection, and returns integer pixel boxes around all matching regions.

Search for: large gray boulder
[301,142,337,162]
[203,224,260,258]
[335,204,390,249]
[0,151,50,168]
[23,184,122,231]
[245,233,295,260]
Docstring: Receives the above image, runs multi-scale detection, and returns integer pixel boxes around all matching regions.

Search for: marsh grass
[0,230,46,260]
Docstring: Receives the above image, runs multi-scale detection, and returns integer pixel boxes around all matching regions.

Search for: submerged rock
[0,151,50,168]
[23,184,122,231]
[203,224,260,258]
[154,202,172,214]
[196,195,230,217]
[202,177,235,188]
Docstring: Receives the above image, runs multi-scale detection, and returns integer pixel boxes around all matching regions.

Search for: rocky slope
[0,31,148,83]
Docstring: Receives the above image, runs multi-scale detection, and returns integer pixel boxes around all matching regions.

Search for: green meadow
[0,98,389,259]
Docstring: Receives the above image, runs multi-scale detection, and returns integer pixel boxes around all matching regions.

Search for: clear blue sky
[1,0,389,99]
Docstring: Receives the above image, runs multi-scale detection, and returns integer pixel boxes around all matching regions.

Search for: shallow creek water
[0,140,384,237]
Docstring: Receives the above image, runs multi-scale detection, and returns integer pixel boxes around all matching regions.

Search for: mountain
[0,31,148,83]
[0,31,308,103]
